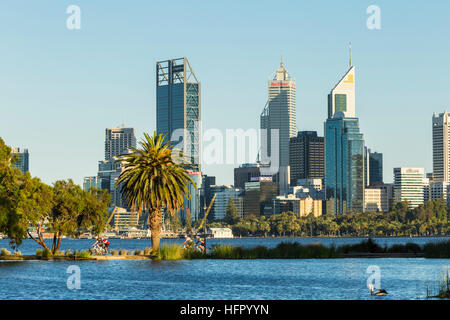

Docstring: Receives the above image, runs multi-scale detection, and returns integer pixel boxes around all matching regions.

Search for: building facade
[393,167,426,208]
[156,57,201,171]
[369,149,383,185]
[325,115,365,214]
[11,147,29,173]
[273,195,322,217]
[212,186,244,220]
[83,176,101,192]
[260,58,296,193]
[104,127,136,160]
[364,184,393,213]
[234,163,261,189]
[243,181,279,216]
[432,112,450,181]
[289,131,324,186]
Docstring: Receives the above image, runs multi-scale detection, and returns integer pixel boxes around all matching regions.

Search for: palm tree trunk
[150,208,162,252]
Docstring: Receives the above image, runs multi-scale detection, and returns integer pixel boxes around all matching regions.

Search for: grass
[426,266,450,299]
[158,244,184,260]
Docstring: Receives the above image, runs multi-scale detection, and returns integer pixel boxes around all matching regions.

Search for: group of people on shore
[182,234,206,253]
[91,237,110,254]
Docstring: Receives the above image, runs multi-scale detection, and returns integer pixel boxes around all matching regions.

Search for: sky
[0,0,449,186]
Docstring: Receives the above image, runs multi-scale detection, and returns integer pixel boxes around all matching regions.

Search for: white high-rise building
[260,57,296,194]
[432,112,450,181]
[212,186,244,220]
[393,168,426,208]
[327,47,355,119]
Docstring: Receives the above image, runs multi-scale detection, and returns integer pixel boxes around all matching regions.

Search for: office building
[425,181,450,202]
[393,168,426,208]
[273,195,322,217]
[260,58,296,193]
[364,184,393,213]
[212,186,244,220]
[243,181,279,216]
[325,115,365,214]
[83,176,101,192]
[156,57,201,171]
[369,149,383,185]
[296,178,323,191]
[11,148,29,173]
[289,131,324,186]
[432,112,450,181]
[234,163,261,189]
[105,127,136,160]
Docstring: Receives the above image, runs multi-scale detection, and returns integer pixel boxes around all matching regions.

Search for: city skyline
[1,1,449,187]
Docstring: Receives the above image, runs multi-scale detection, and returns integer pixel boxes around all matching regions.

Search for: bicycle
[90,244,107,255]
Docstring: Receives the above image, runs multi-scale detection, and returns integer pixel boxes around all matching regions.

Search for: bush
[134,249,143,256]
[424,241,450,258]
[75,250,91,258]
[144,248,152,255]
[41,248,52,258]
[64,250,73,257]
[119,249,129,256]
[0,248,11,256]
[111,249,118,256]
[14,251,21,256]
[158,245,184,260]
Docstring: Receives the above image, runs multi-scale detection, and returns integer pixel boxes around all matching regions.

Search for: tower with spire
[260,56,296,194]
[324,43,365,215]
[327,42,355,119]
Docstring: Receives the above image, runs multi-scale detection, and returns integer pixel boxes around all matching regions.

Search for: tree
[116,132,194,252]
[185,209,192,233]
[224,198,240,225]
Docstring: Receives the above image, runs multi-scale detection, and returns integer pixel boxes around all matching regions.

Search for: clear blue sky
[0,0,449,186]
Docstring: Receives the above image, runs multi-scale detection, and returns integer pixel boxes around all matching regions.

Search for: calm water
[0,237,449,300]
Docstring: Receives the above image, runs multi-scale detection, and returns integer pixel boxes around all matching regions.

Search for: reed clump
[423,241,450,258]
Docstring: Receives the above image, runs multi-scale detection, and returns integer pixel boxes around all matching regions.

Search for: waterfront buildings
[424,181,450,202]
[156,57,201,171]
[393,167,426,208]
[260,58,296,193]
[104,127,136,159]
[234,163,261,189]
[289,131,324,186]
[432,112,450,181]
[11,147,29,173]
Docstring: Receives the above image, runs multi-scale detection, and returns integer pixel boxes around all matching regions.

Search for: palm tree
[116,131,195,252]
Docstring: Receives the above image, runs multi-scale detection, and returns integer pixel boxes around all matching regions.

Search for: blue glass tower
[156,57,201,223]
[325,113,365,214]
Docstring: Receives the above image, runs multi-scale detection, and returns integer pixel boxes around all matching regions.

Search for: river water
[0,237,449,300]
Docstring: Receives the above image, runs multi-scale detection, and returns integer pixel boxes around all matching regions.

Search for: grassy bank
[156,238,449,260]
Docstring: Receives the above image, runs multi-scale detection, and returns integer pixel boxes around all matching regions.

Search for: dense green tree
[224,198,240,225]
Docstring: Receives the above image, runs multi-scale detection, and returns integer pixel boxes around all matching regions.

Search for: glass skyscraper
[156,57,201,172]
[156,57,202,222]
[325,52,365,215]
[11,147,29,173]
[325,115,365,214]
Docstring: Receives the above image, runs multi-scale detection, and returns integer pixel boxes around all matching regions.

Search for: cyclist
[101,237,110,254]
[91,237,103,254]
[195,236,206,253]
[182,235,195,249]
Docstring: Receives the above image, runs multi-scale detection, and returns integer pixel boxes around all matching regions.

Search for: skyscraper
[105,127,137,160]
[325,115,365,214]
[156,57,202,222]
[325,49,365,215]
[260,58,296,193]
[11,147,29,173]
[289,131,324,186]
[156,57,201,171]
[369,149,383,185]
[432,111,450,181]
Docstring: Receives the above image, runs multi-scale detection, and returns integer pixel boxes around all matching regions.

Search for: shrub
[14,251,21,256]
[119,249,129,256]
[111,249,118,256]
[42,248,52,258]
[144,248,152,255]
[64,250,73,257]
[158,244,184,260]
[75,250,91,258]
[424,241,450,258]
[134,249,143,256]
[0,248,11,256]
